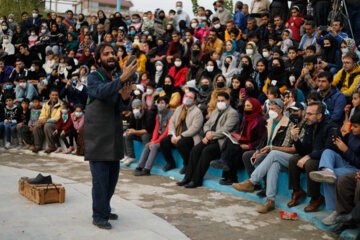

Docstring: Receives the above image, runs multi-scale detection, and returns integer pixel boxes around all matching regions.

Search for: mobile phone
[240,88,246,96]
[126,55,137,67]
[332,128,338,139]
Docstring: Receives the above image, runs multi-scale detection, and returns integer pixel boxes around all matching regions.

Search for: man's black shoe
[219,178,234,185]
[330,222,357,235]
[27,174,52,184]
[184,181,199,188]
[92,220,112,229]
[176,178,190,186]
[210,159,230,171]
[335,213,353,224]
[162,164,176,172]
[256,188,266,198]
[109,213,118,220]
[133,169,151,176]
[134,167,142,173]
[254,183,262,191]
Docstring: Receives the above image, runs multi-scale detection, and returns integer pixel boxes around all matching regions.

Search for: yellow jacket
[160,91,181,111]
[137,53,147,74]
[118,55,129,69]
[208,88,231,113]
[262,78,288,94]
[225,28,242,42]
[202,38,224,55]
[332,65,360,96]
[39,99,62,122]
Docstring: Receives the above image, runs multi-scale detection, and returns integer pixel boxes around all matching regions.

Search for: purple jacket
[0,66,14,84]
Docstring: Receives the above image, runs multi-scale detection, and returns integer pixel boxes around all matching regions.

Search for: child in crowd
[263,86,280,115]
[71,104,85,155]
[140,71,150,88]
[280,29,294,55]
[11,98,30,148]
[22,96,42,151]
[28,28,38,48]
[342,90,360,135]
[0,94,20,148]
[53,102,75,154]
[43,50,56,75]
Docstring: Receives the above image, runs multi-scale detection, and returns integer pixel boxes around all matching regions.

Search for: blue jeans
[0,122,17,142]
[319,149,359,211]
[250,150,292,201]
[347,6,360,46]
[89,161,120,222]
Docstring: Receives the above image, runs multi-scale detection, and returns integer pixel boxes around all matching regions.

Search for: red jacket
[56,112,74,134]
[288,16,304,42]
[168,66,189,87]
[150,116,172,144]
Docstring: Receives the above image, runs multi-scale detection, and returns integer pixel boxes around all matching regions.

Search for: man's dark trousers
[89,161,120,222]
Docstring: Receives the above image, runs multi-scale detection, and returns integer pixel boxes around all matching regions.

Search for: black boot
[134,168,151,176]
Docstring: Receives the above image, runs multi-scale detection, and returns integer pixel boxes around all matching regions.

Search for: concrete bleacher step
[125,141,360,240]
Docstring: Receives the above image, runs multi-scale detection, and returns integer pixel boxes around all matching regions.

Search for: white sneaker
[4,142,11,149]
[120,156,128,163]
[123,157,136,166]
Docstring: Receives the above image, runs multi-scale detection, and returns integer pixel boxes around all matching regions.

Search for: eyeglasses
[343,61,353,65]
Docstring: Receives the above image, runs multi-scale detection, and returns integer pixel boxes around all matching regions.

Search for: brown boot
[232,179,255,193]
[287,189,306,208]
[304,195,325,212]
[32,146,41,153]
[257,199,275,213]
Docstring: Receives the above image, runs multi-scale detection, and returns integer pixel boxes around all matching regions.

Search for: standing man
[212,0,232,25]
[173,1,190,31]
[84,43,137,229]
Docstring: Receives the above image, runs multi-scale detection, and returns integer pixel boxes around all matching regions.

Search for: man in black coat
[84,43,137,229]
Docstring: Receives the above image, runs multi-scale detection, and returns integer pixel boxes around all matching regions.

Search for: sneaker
[4,142,11,149]
[120,156,128,163]
[322,212,338,226]
[55,148,62,153]
[309,170,337,184]
[232,179,255,193]
[92,220,112,230]
[257,199,275,213]
[123,157,135,166]
[65,148,73,154]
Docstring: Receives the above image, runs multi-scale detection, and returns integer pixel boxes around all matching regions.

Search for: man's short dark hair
[318,71,333,83]
[230,28,240,36]
[306,92,322,101]
[4,93,14,101]
[21,12,28,16]
[288,46,297,52]
[212,17,220,23]
[158,96,170,105]
[350,111,360,124]
[304,56,317,64]
[308,101,326,115]
[305,21,316,28]
[235,1,243,10]
[32,95,41,102]
[50,88,59,94]
[21,98,30,104]
[20,44,28,49]
[343,51,359,63]
[172,30,181,36]
[94,43,115,62]
[217,92,230,100]
[261,13,269,18]
[306,45,316,52]
[274,15,282,20]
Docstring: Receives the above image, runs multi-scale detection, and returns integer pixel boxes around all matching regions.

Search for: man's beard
[102,60,116,71]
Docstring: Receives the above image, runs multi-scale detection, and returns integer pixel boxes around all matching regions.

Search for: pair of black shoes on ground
[92,213,118,230]
[27,174,52,184]
[133,167,151,176]
[176,179,199,188]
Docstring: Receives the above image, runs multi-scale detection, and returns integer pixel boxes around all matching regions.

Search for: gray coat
[84,69,128,161]
[203,105,239,148]
[168,104,203,145]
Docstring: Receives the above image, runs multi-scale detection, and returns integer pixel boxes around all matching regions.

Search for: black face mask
[245,87,255,96]
[217,81,225,88]
[224,62,230,68]
[201,84,209,91]
[272,66,281,72]
[159,15,165,20]
[289,114,301,125]
[244,110,252,115]
[193,49,200,55]
[163,84,173,92]
[242,63,250,70]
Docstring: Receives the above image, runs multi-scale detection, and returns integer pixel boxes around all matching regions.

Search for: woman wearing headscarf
[212,97,266,184]
[320,35,342,74]
[243,41,262,69]
[116,45,129,69]
[200,59,221,82]
[159,75,182,111]
[168,56,189,87]
[154,9,166,38]
[197,76,213,116]
[254,59,269,92]
[220,40,241,68]
[109,12,126,31]
[151,60,168,88]
[340,38,360,64]
[97,10,110,32]
[221,55,241,87]
[0,21,13,43]
[65,32,79,52]
[78,47,95,68]
[207,74,231,116]
[238,56,255,87]
[11,25,28,53]
[33,24,50,60]
[46,23,64,55]
[263,58,289,94]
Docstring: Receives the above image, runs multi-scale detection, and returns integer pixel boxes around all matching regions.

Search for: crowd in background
[0,0,360,236]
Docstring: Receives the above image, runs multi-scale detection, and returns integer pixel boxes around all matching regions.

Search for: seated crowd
[0,0,360,236]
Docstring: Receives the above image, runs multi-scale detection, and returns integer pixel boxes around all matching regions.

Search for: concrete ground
[0,149,337,240]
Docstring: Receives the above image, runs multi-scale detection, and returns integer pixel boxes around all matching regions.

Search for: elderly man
[177,92,239,188]
[173,1,190,31]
